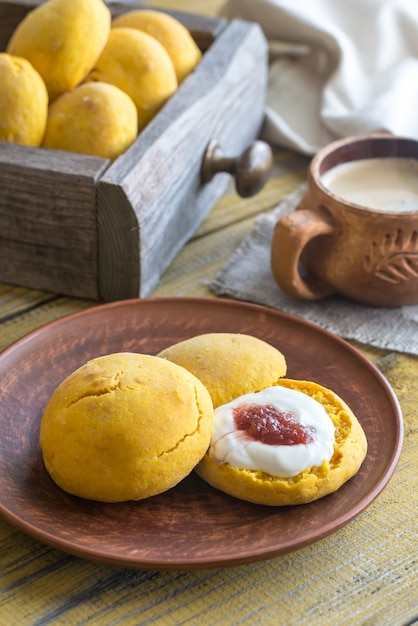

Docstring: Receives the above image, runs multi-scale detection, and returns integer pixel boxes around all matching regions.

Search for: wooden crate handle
[201,139,273,198]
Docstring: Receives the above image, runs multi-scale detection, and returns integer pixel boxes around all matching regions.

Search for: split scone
[195,379,367,505]
[40,352,214,502]
[157,333,287,408]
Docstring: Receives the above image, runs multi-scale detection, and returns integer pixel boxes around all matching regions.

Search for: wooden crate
[0,1,268,300]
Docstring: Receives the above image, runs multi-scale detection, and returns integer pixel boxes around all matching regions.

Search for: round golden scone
[157,333,287,408]
[6,0,111,101]
[86,27,178,131]
[195,379,368,506]
[42,82,138,161]
[111,9,202,83]
[40,352,214,502]
[0,52,48,146]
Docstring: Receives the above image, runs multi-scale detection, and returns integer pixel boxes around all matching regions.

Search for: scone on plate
[195,378,367,505]
[40,352,214,502]
[157,333,287,408]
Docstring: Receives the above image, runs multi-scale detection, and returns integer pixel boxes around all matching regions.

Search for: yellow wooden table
[1,2,417,625]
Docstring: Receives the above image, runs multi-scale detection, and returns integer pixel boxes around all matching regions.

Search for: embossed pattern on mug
[364,229,418,284]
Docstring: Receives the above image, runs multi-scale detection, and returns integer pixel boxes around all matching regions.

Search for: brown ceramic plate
[0,297,403,570]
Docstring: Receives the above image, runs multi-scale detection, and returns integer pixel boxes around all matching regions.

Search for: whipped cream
[211,386,335,477]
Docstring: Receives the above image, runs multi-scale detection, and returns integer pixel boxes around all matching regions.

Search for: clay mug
[271,134,418,306]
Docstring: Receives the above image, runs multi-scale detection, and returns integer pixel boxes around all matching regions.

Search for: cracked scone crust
[40,352,214,502]
[158,333,287,408]
[195,379,368,506]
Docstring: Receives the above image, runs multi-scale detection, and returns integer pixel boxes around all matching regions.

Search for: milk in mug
[320,158,418,212]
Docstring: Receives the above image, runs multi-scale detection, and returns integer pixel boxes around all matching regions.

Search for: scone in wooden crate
[0,0,270,301]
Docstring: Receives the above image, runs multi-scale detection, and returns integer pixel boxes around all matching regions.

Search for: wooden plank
[0,1,34,50]
[0,295,94,351]
[0,284,55,323]
[0,143,107,299]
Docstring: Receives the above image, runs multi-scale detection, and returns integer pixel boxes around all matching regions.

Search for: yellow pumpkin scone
[6,0,111,101]
[42,82,138,161]
[111,9,202,83]
[40,352,214,502]
[0,53,48,146]
[86,27,178,131]
[195,379,367,506]
[157,333,287,408]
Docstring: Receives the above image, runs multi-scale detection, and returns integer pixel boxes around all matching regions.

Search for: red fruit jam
[233,403,315,445]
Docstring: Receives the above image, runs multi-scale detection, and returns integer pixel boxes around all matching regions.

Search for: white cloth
[221,0,418,155]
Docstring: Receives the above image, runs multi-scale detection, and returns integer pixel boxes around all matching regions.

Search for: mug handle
[271,209,336,299]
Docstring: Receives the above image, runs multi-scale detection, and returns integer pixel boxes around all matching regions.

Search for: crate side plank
[0,143,107,298]
[97,20,268,299]
[0,1,33,50]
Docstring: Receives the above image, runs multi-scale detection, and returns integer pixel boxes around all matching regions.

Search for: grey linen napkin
[211,185,418,355]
